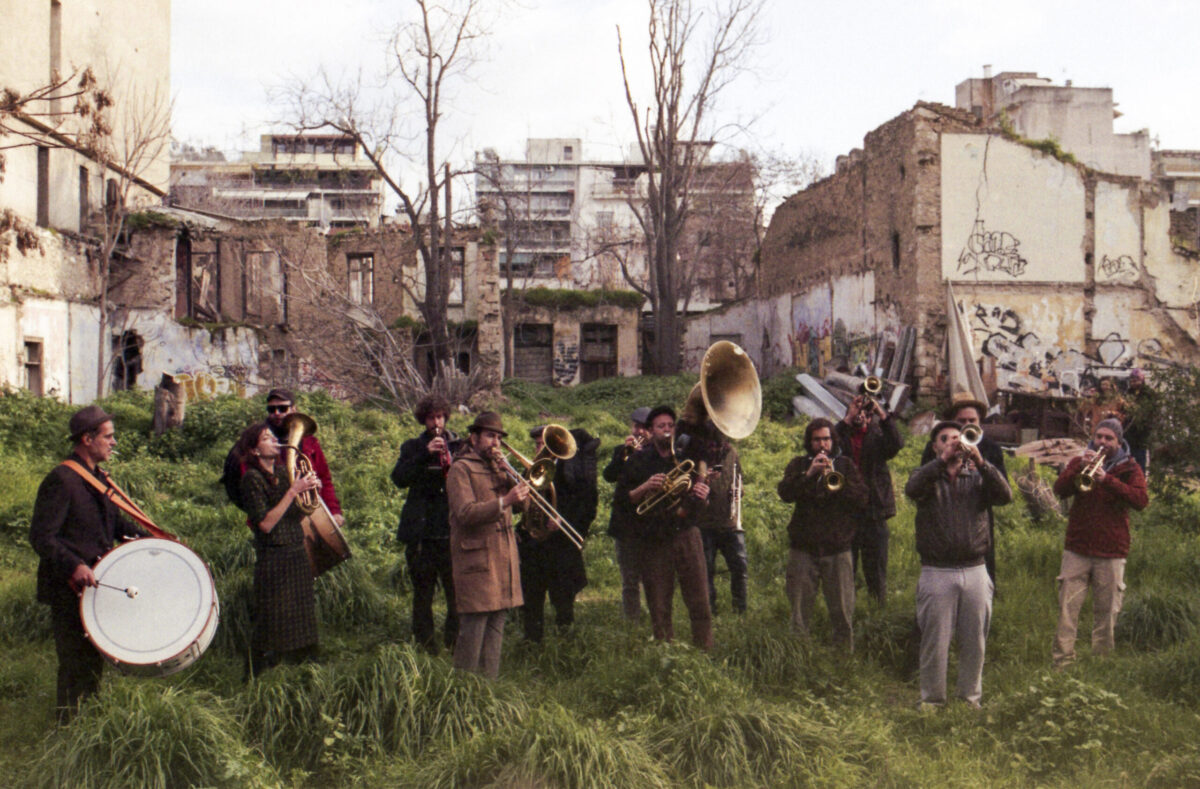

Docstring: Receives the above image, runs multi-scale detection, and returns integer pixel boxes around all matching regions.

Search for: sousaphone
[696,340,762,440]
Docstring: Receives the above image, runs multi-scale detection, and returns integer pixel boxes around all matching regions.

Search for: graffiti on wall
[957,220,1029,278]
[1099,254,1138,283]
[968,301,1160,394]
[553,340,579,386]
[171,365,248,400]
[789,317,831,375]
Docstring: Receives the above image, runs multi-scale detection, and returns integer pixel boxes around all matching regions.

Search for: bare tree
[0,67,110,179]
[89,81,172,396]
[278,0,487,371]
[616,0,764,373]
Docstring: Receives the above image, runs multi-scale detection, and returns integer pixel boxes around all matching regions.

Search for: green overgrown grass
[4,377,1200,786]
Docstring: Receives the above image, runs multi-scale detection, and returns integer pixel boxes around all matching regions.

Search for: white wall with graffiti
[942,133,1086,283]
[681,293,792,376]
[113,308,261,400]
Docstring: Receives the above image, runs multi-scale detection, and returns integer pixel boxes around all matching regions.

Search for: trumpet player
[602,407,652,621]
[906,421,1012,708]
[446,412,529,678]
[1051,419,1147,667]
[836,386,904,606]
[617,405,714,650]
[920,393,1009,588]
[777,418,868,650]
[391,395,459,654]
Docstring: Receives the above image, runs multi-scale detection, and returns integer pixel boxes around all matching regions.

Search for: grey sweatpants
[916,564,992,705]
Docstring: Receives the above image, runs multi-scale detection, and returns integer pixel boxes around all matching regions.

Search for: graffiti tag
[1099,254,1137,282]
[171,366,246,400]
[957,220,1029,278]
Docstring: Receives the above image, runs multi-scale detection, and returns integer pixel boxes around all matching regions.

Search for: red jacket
[300,434,341,516]
[1054,454,1147,558]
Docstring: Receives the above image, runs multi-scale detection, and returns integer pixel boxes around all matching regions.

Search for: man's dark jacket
[603,445,638,539]
[777,453,868,556]
[391,430,458,544]
[905,458,1013,567]
[29,454,144,604]
[616,444,703,543]
[920,436,1008,484]
[834,415,904,520]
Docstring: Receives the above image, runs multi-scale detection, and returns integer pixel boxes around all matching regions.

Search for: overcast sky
[172,0,1200,173]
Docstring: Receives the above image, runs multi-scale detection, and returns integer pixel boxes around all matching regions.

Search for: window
[891,231,901,271]
[580,323,617,382]
[596,211,613,229]
[23,339,43,396]
[445,247,465,306]
[78,166,89,231]
[111,331,142,391]
[563,145,574,161]
[36,147,49,227]
[348,254,374,304]
[513,323,553,384]
[244,250,282,321]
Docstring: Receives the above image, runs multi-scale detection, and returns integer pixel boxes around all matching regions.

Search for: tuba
[280,412,320,514]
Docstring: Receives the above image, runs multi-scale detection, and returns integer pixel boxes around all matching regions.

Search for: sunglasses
[266,405,292,414]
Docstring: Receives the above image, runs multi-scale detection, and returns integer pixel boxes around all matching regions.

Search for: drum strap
[60,460,178,541]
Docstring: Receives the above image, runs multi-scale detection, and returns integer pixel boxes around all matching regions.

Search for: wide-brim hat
[943,391,987,420]
[468,411,507,437]
[69,405,113,441]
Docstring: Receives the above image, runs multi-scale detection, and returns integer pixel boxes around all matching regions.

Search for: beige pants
[785,549,854,650]
[1053,550,1126,666]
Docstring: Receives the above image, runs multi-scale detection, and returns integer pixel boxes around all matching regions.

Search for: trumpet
[960,424,983,449]
[1077,451,1107,492]
[492,449,585,550]
[818,456,844,492]
[622,434,647,461]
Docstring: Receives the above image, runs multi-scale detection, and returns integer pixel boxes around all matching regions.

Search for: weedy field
[2,376,1200,788]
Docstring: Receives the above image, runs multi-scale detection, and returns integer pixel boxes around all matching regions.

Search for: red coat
[299,434,341,516]
[1054,454,1148,558]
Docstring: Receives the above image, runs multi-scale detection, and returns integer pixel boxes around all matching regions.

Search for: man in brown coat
[446,412,529,678]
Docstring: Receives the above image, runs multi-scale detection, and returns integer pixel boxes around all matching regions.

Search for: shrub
[29,680,276,789]
[1117,592,1200,650]
[989,673,1133,776]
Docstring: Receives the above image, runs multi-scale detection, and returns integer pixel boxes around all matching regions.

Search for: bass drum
[79,538,219,677]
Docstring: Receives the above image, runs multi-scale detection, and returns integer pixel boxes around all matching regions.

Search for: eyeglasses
[266,405,292,414]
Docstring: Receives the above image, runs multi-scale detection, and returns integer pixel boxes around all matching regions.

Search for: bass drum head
[80,538,218,676]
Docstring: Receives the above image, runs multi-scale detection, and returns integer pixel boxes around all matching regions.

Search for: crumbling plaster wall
[943,132,1200,394]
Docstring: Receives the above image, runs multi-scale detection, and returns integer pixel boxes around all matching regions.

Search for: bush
[29,680,276,789]
[1117,592,1200,650]
[989,673,1133,776]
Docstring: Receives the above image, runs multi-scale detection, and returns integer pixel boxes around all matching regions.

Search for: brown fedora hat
[943,391,988,420]
[468,411,507,437]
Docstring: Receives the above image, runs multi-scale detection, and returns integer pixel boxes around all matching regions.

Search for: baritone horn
[635,458,696,515]
[280,412,320,514]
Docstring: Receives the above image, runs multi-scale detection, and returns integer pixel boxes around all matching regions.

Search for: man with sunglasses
[264,389,343,527]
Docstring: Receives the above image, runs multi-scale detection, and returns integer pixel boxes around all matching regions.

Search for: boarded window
[244,250,283,323]
[36,147,50,227]
[23,339,44,396]
[513,323,553,384]
[348,254,374,305]
[580,323,617,383]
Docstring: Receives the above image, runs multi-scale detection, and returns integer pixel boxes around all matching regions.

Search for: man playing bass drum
[29,406,150,723]
[392,395,460,654]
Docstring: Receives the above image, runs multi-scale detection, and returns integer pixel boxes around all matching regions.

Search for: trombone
[497,424,585,550]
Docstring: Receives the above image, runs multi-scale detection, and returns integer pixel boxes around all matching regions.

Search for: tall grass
[28,680,277,789]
